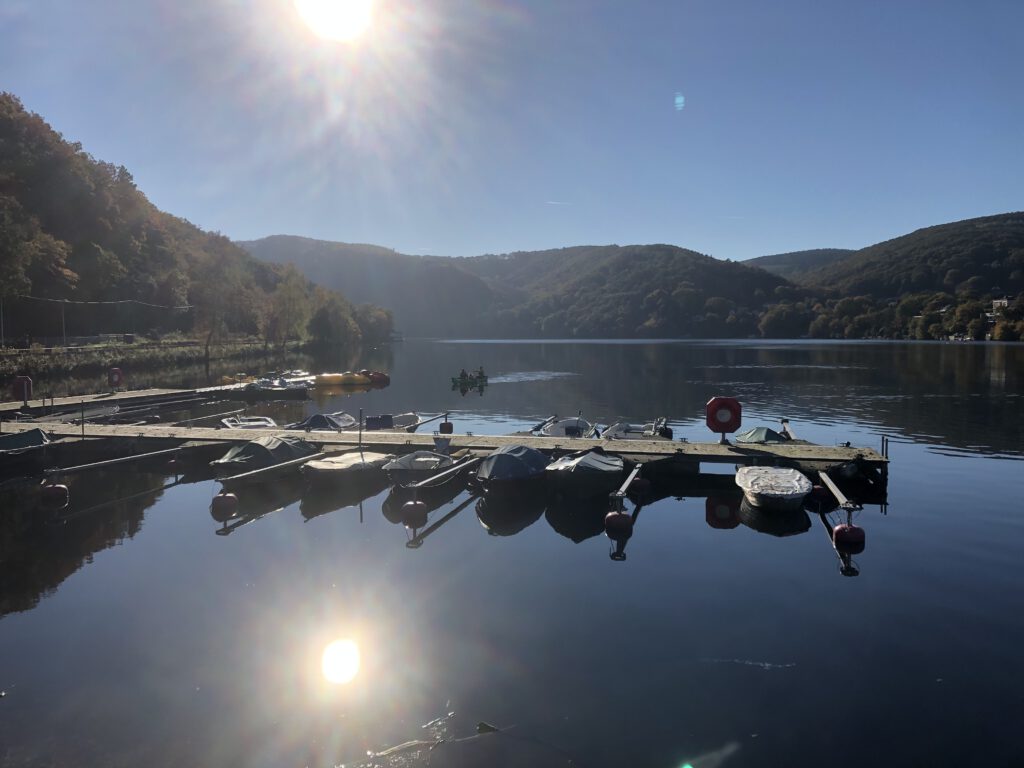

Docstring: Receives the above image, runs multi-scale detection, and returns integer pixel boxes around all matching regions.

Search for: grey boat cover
[546,447,624,476]
[476,444,549,482]
[0,428,51,453]
[211,435,318,470]
[285,412,357,430]
[734,426,788,444]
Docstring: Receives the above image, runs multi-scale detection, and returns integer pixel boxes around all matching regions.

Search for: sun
[321,639,361,684]
[294,0,375,42]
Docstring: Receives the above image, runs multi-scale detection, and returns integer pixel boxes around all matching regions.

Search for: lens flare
[321,639,360,684]
[294,0,374,42]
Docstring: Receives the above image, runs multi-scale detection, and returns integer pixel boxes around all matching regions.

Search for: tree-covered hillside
[0,93,390,351]
[242,238,797,338]
[744,249,854,281]
[238,236,495,338]
[801,214,1024,298]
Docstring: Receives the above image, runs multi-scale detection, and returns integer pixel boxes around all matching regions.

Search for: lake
[1,339,1022,767]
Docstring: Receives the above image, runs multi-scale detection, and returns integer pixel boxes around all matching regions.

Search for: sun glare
[321,639,361,684]
[294,0,374,42]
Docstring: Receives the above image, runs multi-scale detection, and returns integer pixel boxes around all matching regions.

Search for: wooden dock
[0,419,888,474]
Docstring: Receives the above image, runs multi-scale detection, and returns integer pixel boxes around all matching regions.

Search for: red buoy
[705,396,742,434]
[604,511,634,541]
[833,523,866,554]
[40,484,70,511]
[210,492,238,522]
[705,496,740,529]
[401,500,428,529]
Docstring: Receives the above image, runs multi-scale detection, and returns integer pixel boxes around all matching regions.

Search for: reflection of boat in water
[735,466,812,511]
[381,478,465,524]
[737,497,811,537]
[545,496,608,543]
[545,447,625,499]
[211,475,305,532]
[475,494,545,536]
[300,473,391,521]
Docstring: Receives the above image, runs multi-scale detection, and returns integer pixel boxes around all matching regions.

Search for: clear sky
[3,0,1022,259]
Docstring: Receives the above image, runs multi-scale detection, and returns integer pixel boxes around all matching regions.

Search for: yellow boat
[315,371,372,387]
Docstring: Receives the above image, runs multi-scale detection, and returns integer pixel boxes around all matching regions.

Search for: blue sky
[3,0,1022,259]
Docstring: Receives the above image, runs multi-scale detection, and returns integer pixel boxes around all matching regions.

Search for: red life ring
[705,396,742,434]
[108,367,124,388]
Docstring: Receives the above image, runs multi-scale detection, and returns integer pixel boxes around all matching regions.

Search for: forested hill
[0,93,391,349]
[238,236,497,338]
[798,213,1024,298]
[745,248,854,281]
[241,237,794,338]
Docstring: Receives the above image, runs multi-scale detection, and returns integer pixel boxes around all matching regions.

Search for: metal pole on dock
[80,400,85,438]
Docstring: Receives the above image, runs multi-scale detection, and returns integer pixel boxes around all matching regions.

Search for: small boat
[363,412,423,432]
[734,466,812,511]
[545,447,625,499]
[220,416,278,429]
[301,450,396,486]
[285,412,358,431]
[383,450,455,485]
[315,371,372,387]
[476,444,550,497]
[451,372,488,387]
[529,414,597,438]
[211,435,319,478]
[242,379,309,401]
[601,418,673,440]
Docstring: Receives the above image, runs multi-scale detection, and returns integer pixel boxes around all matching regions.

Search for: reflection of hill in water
[389,340,1023,458]
[0,469,168,617]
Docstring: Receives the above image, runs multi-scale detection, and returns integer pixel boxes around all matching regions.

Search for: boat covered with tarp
[0,427,55,477]
[734,426,789,444]
[383,450,455,485]
[545,447,625,498]
[285,412,358,431]
[0,428,52,455]
[211,435,319,476]
[301,450,395,486]
[476,444,550,496]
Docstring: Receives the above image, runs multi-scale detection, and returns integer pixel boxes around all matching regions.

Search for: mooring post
[80,400,85,438]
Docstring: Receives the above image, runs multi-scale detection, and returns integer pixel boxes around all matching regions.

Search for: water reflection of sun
[321,639,360,684]
[294,0,375,42]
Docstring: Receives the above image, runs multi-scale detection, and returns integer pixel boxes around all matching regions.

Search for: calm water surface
[1,340,1022,767]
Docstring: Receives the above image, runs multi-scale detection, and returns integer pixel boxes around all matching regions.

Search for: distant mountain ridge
[240,237,792,338]
[241,212,1024,342]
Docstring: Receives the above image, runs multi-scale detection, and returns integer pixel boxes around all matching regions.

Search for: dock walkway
[0,420,888,473]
